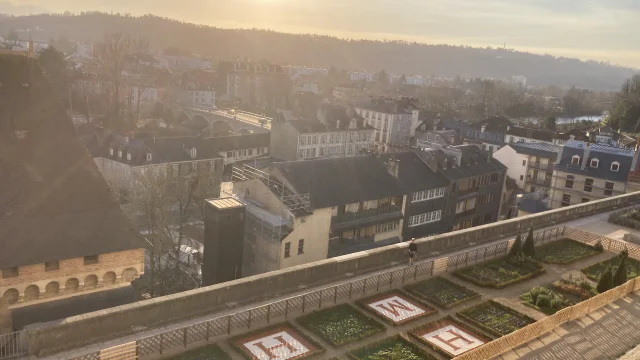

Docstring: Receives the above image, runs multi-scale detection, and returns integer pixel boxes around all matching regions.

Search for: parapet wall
[25,191,640,356]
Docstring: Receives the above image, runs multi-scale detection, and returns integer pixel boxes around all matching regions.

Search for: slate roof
[272,156,408,209]
[556,140,634,182]
[0,55,141,268]
[377,152,449,192]
[519,198,549,214]
[207,133,270,152]
[511,142,561,159]
[440,146,507,180]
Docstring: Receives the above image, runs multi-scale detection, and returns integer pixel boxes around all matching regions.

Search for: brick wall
[0,249,144,306]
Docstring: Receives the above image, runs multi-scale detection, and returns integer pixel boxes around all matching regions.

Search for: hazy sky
[2,0,640,68]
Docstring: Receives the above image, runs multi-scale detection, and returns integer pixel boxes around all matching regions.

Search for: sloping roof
[554,128,589,141]
[207,133,270,152]
[519,198,549,214]
[0,55,141,268]
[476,116,513,131]
[511,142,561,159]
[272,156,408,209]
[377,152,449,192]
[288,120,330,133]
[556,140,634,182]
[506,126,554,142]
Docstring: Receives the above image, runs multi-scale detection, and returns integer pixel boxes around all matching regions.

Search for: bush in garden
[510,234,523,257]
[535,294,550,307]
[596,266,614,293]
[522,228,535,257]
[549,297,564,310]
[528,286,545,304]
[613,256,628,287]
[593,240,604,252]
[621,247,629,259]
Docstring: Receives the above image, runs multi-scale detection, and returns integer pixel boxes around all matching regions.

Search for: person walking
[407,239,418,266]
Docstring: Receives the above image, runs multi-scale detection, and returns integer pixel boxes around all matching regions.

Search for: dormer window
[190,148,197,158]
[118,150,122,158]
[611,162,620,172]
[127,153,131,161]
[590,158,599,168]
[571,155,580,165]
[109,148,114,156]
[146,153,152,161]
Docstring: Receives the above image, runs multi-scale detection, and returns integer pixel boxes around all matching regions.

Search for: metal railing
[0,330,28,360]
[70,227,566,360]
[331,204,402,224]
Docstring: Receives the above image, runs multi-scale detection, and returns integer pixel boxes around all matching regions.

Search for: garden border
[608,206,640,229]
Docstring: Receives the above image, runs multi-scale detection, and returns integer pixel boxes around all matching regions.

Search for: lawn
[404,276,480,308]
[298,304,385,347]
[520,286,574,315]
[348,335,436,360]
[455,256,545,288]
[168,345,230,360]
[458,301,536,337]
[533,239,601,264]
[582,255,640,281]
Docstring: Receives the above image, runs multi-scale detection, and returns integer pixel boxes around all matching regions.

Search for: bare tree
[95,32,131,126]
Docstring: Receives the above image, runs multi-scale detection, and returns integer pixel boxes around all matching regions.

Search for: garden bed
[404,277,480,308]
[357,290,437,325]
[298,304,385,347]
[455,256,545,288]
[409,316,492,358]
[609,207,640,229]
[533,239,601,264]
[520,286,574,315]
[582,256,640,281]
[229,322,325,360]
[551,278,598,300]
[348,335,436,360]
[168,344,230,360]
[458,301,536,337]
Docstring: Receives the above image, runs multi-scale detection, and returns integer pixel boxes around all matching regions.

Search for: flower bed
[457,301,536,337]
[455,256,545,288]
[551,278,597,300]
[168,344,230,360]
[298,304,385,347]
[404,276,480,308]
[357,290,437,325]
[409,316,492,359]
[229,322,325,360]
[348,335,436,360]
[609,207,640,229]
[520,286,573,315]
[533,239,601,264]
[582,256,640,281]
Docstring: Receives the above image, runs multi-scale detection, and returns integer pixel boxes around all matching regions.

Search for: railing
[331,204,402,224]
[528,162,554,171]
[70,227,566,360]
[0,331,28,360]
[527,177,552,187]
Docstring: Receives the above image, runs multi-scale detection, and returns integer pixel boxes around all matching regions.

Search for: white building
[177,89,216,107]
[282,65,328,79]
[349,71,374,83]
[493,142,560,191]
[354,98,417,147]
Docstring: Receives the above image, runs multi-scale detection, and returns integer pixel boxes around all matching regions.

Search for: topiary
[613,256,628,287]
[522,227,535,257]
[510,234,523,257]
[596,266,614,293]
[593,240,604,252]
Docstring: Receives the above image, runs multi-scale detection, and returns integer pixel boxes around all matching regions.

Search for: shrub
[535,294,550,307]
[613,256,628,286]
[522,228,535,257]
[510,234,523,257]
[528,286,545,303]
[593,240,604,252]
[596,266,614,293]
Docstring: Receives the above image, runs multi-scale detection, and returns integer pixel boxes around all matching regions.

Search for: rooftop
[565,140,634,157]
[207,197,245,210]
[511,142,561,158]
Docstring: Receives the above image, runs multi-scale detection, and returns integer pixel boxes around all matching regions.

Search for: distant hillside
[0,12,637,90]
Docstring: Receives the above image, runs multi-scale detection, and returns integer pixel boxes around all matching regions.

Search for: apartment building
[416,128,458,149]
[332,84,363,104]
[349,71,374,82]
[270,104,375,161]
[553,129,589,146]
[440,117,508,153]
[218,60,285,105]
[229,156,407,276]
[355,98,417,148]
[505,126,554,145]
[214,133,270,166]
[176,69,217,107]
[550,141,633,208]
[493,142,561,193]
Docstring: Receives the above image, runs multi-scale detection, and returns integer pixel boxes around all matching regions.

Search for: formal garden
[458,301,536,337]
[298,304,386,347]
[348,335,436,360]
[582,251,640,282]
[404,276,480,308]
[167,344,230,360]
[455,256,545,288]
[551,277,598,300]
[608,207,640,229]
[533,238,602,264]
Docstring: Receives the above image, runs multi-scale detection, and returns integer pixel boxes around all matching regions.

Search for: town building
[129,86,162,113]
[550,141,633,208]
[217,60,286,105]
[440,117,508,153]
[416,128,458,149]
[160,55,212,71]
[588,126,618,146]
[175,69,216,108]
[229,156,407,275]
[354,98,417,148]
[349,71,374,82]
[294,81,319,95]
[0,56,143,318]
[212,133,271,168]
[553,129,589,146]
[493,142,561,193]
[282,65,328,79]
[270,104,375,161]
[332,84,363,104]
[505,126,554,145]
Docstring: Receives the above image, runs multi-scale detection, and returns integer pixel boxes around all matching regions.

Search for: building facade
[355,98,416,148]
[493,143,560,193]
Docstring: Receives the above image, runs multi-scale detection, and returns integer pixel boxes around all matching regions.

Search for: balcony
[330,204,403,233]
[527,177,552,188]
[528,162,555,171]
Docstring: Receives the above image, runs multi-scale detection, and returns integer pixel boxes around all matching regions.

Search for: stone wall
[25,191,640,356]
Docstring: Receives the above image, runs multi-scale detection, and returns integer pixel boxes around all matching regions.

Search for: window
[490,173,498,183]
[284,243,291,258]
[590,158,599,168]
[604,182,614,196]
[571,155,580,165]
[408,211,442,227]
[520,175,524,181]
[376,220,400,232]
[118,150,122,158]
[565,175,574,189]
[84,255,99,265]
[45,261,59,272]
[227,151,233,158]
[522,160,526,166]
[146,153,152,161]
[584,178,593,193]
[411,187,446,202]
[562,194,571,207]
[109,148,114,156]
[1,267,18,279]
[298,239,304,255]
[248,149,253,156]
[611,162,620,172]
[127,153,131,161]
[190,148,197,158]
[300,136,307,146]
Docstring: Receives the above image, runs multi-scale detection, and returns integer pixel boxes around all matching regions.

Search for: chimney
[386,158,400,178]
[581,145,591,170]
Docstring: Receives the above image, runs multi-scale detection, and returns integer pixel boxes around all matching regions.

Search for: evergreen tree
[509,234,522,257]
[613,254,628,287]
[597,266,614,293]
[522,228,535,257]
